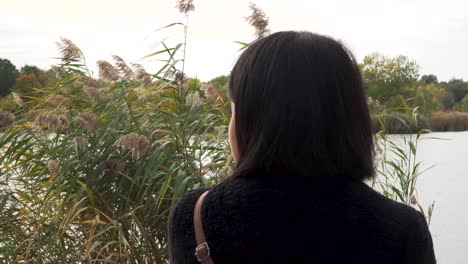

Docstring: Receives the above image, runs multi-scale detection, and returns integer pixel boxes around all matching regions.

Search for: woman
[168,31,436,264]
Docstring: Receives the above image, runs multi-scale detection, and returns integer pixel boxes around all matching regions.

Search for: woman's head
[228,31,374,180]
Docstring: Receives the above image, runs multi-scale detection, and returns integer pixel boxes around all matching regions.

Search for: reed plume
[203,85,218,99]
[132,63,152,87]
[0,111,15,130]
[246,3,270,39]
[115,133,150,160]
[76,75,99,88]
[74,136,89,148]
[176,0,195,14]
[186,92,201,107]
[12,93,24,107]
[83,86,101,104]
[47,160,59,174]
[112,55,134,79]
[97,60,119,82]
[78,113,99,129]
[46,95,71,107]
[51,66,66,79]
[56,37,83,63]
[34,113,69,130]
[175,72,185,83]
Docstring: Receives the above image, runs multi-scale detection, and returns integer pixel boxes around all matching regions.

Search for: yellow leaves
[83,214,105,257]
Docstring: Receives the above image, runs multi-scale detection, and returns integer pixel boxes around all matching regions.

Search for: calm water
[394,131,468,263]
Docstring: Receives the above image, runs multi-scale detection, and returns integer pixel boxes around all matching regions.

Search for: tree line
[1,53,468,114]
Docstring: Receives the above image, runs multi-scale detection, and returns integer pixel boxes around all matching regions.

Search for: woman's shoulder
[170,187,209,220]
[348,180,433,241]
[168,187,210,263]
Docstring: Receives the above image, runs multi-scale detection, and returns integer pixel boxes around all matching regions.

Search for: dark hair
[228,31,375,180]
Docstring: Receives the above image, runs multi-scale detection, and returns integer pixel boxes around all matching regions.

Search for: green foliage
[360,53,420,103]
[0,58,19,97]
[207,75,229,101]
[373,105,435,224]
[371,97,429,134]
[420,74,438,84]
[21,65,49,87]
[444,78,468,103]
[441,91,456,109]
[0,94,17,111]
[45,68,59,85]
[207,75,228,89]
[462,95,468,112]
[410,83,447,114]
[0,43,232,262]
[13,73,43,94]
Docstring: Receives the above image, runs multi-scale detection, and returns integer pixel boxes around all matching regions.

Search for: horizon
[1,0,467,82]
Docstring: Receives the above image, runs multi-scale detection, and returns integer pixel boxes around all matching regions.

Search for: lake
[396,131,468,263]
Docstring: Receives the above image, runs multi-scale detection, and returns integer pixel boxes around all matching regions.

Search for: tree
[420,74,438,84]
[13,74,42,95]
[442,91,455,109]
[207,75,228,89]
[45,68,59,85]
[445,79,467,103]
[461,94,468,112]
[412,83,446,114]
[360,53,420,103]
[21,65,48,87]
[0,58,19,97]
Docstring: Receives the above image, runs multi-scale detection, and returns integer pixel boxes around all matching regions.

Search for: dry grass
[431,111,468,131]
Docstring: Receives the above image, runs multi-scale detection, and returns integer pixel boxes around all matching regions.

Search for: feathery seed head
[203,85,218,99]
[97,60,119,82]
[0,111,15,130]
[51,66,66,79]
[176,0,195,14]
[246,3,270,39]
[186,92,202,107]
[131,63,152,87]
[175,71,185,83]
[12,93,24,107]
[74,136,89,148]
[83,86,101,104]
[112,55,134,79]
[47,160,59,173]
[131,63,147,79]
[56,37,82,63]
[78,113,99,129]
[46,95,71,107]
[76,75,99,88]
[35,113,69,130]
[115,133,150,160]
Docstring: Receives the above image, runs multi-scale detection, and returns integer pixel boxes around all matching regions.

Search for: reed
[431,111,468,132]
[0,40,231,262]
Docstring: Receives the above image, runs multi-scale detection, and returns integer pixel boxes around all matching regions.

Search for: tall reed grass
[373,111,468,133]
[0,38,231,262]
[431,111,468,131]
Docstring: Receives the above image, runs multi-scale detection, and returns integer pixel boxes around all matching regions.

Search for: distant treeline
[1,53,468,133]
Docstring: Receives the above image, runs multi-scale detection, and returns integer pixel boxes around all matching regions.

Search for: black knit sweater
[168,171,436,263]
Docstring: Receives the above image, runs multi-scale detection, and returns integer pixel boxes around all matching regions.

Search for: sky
[1,0,467,82]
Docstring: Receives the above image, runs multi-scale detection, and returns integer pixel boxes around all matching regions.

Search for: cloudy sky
[1,0,467,81]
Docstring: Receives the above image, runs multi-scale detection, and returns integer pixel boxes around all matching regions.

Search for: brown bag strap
[194,191,214,264]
